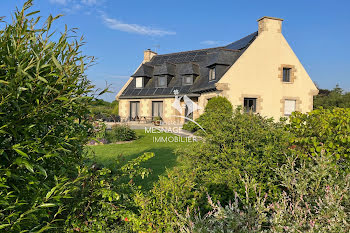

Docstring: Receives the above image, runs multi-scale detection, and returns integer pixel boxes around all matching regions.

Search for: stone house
[116,16,319,124]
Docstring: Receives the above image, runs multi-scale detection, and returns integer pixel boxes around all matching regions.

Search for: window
[284,99,296,116]
[283,68,291,82]
[130,101,140,120]
[135,77,143,88]
[183,75,193,85]
[244,98,257,113]
[209,67,216,81]
[157,76,167,88]
[152,101,163,118]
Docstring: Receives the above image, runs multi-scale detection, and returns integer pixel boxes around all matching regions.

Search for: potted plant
[153,116,162,126]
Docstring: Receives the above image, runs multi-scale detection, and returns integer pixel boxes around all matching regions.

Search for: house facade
[116,16,319,124]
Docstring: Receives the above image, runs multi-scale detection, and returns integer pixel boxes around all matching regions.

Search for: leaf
[13,148,30,159]
[57,96,69,101]
[0,80,9,85]
[37,165,48,178]
[38,76,48,83]
[39,203,56,208]
[51,55,62,71]
[45,187,57,200]
[25,10,40,17]
[15,158,34,173]
[0,224,11,230]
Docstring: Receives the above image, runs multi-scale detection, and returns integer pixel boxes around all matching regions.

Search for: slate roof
[119,31,258,99]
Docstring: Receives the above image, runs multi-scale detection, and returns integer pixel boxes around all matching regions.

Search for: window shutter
[284,100,296,115]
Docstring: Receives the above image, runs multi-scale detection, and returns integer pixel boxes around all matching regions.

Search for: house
[116,16,319,124]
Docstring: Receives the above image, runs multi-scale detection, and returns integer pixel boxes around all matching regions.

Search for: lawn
[87,129,190,190]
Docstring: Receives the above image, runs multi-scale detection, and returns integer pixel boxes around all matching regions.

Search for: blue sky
[1,0,349,101]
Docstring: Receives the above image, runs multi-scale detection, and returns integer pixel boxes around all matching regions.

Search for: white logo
[171,89,206,133]
[172,89,202,117]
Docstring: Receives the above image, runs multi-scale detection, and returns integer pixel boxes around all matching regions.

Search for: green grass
[87,129,189,190]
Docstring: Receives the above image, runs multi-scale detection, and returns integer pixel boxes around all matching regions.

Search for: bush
[0,2,150,231]
[314,85,350,109]
[0,2,95,231]
[286,108,350,162]
[106,124,137,143]
[181,109,290,203]
[134,167,201,232]
[134,109,290,231]
[183,96,233,133]
[178,151,350,232]
[138,107,350,231]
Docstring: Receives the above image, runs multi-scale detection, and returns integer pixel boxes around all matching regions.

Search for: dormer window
[135,77,143,88]
[183,75,193,85]
[209,67,216,81]
[157,76,167,88]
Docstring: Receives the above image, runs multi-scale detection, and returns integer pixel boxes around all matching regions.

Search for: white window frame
[183,75,193,85]
[157,76,167,88]
[209,67,216,81]
[135,77,143,88]
[284,99,296,116]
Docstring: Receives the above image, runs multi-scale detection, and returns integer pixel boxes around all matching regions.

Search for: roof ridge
[224,31,258,48]
[154,47,224,57]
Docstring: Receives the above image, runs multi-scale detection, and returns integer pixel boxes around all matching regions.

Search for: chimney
[257,16,284,35]
[144,49,157,63]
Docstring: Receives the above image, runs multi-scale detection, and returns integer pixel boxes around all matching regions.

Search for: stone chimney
[257,16,284,35]
[143,49,157,63]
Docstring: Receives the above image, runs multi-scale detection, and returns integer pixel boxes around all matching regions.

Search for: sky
[1,0,349,101]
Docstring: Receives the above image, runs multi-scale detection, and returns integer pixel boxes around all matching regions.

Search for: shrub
[134,167,201,232]
[181,109,290,204]
[314,85,350,109]
[0,2,150,231]
[65,152,154,232]
[135,109,290,231]
[286,108,350,162]
[105,124,137,143]
[178,151,350,232]
[0,2,95,231]
[183,96,233,132]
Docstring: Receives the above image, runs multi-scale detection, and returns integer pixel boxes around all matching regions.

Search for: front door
[130,101,140,120]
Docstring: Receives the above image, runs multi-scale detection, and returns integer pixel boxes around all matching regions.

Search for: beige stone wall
[197,91,221,115]
[119,98,183,124]
[218,18,318,120]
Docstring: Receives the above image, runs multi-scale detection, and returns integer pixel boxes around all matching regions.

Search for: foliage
[88,99,119,122]
[182,96,233,132]
[134,109,290,232]
[0,1,96,231]
[88,129,189,191]
[178,151,350,232]
[286,107,350,161]
[105,124,137,143]
[314,85,350,109]
[134,167,201,232]
[0,2,152,232]
[181,109,290,203]
[135,107,350,231]
[65,152,154,232]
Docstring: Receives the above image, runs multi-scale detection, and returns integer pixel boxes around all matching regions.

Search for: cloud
[200,40,226,46]
[50,0,67,4]
[101,14,176,36]
[81,0,98,5]
[50,0,99,6]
